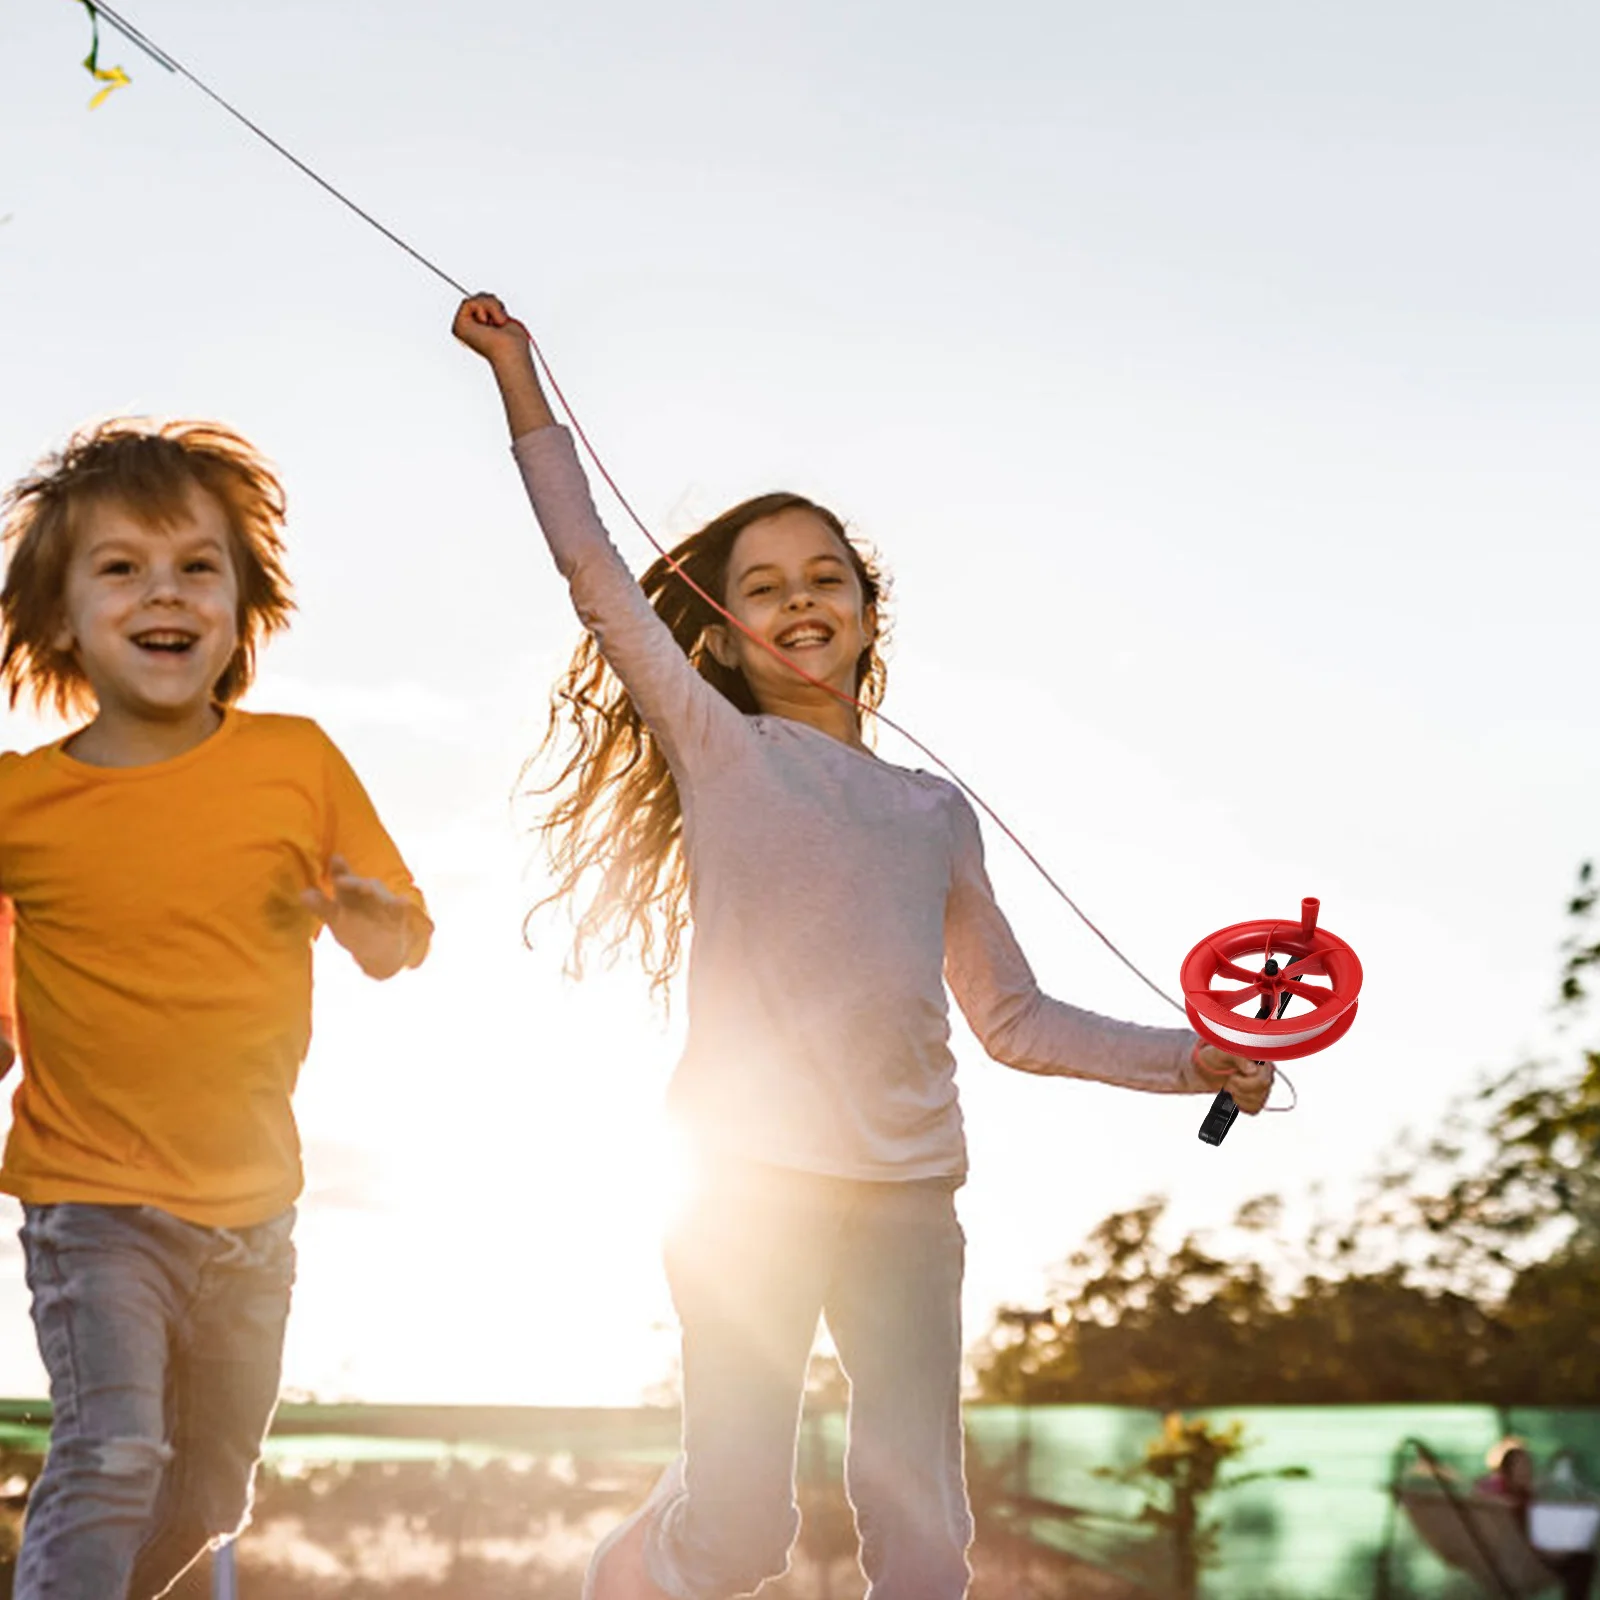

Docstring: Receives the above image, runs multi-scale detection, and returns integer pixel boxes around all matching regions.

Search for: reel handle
[1199,1089,1241,1146]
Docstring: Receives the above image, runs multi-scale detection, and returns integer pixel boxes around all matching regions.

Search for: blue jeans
[645,1160,973,1600]
[15,1202,296,1600]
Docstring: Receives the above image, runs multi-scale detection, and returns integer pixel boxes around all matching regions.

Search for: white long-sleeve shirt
[514,426,1204,1180]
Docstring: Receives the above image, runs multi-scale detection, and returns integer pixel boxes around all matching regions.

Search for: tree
[1094,1414,1307,1600]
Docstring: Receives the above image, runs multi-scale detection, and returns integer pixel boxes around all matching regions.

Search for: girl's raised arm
[452,295,742,775]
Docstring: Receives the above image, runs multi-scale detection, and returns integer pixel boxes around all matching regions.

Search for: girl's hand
[452,293,556,437]
[452,293,530,365]
[1193,1043,1275,1114]
[303,855,418,979]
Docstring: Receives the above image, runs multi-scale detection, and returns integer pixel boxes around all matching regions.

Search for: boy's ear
[704,624,740,669]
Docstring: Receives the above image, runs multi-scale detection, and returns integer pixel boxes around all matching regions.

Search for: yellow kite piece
[72,0,131,107]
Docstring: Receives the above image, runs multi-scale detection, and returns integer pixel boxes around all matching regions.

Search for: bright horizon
[0,0,1594,1405]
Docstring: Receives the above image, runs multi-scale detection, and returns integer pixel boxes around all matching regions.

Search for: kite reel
[1181,897,1363,1146]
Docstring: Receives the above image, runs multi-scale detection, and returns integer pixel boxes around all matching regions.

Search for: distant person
[453,293,1274,1600]
[1478,1437,1537,1513]
[0,419,433,1599]
[1477,1437,1598,1600]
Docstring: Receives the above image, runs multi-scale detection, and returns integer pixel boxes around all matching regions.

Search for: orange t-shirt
[0,709,431,1227]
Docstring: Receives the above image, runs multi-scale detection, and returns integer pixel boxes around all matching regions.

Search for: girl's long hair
[524,492,890,996]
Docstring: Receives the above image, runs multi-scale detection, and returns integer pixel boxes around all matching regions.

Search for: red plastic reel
[1181,897,1363,1062]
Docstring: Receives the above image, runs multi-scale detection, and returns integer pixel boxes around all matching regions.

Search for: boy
[0,418,432,1598]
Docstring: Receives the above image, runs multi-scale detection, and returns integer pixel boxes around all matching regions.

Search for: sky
[0,0,1595,1405]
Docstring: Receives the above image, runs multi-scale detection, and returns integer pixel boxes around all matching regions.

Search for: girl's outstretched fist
[452,293,528,364]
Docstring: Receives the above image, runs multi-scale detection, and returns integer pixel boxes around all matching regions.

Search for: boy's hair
[0,418,294,717]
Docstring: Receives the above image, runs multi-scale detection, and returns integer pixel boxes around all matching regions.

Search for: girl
[452,293,1271,1600]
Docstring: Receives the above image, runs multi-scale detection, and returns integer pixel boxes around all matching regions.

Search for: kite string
[86,0,470,296]
[85,0,1188,1018]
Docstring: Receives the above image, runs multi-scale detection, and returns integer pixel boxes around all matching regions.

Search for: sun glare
[279,937,696,1407]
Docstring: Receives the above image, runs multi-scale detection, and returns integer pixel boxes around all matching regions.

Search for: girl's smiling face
[55,486,241,729]
[706,507,877,720]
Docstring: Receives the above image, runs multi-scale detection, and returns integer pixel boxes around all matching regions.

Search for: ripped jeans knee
[13,1432,170,1599]
[48,1431,170,1503]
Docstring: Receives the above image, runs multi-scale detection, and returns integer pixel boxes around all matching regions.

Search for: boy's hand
[452,293,530,366]
[303,855,417,979]
[1193,1043,1275,1114]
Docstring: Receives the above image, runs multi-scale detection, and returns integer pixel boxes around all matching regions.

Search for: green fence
[1,1400,1596,1597]
[963,1404,1600,1598]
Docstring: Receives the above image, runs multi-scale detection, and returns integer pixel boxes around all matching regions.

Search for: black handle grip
[1198,1090,1241,1146]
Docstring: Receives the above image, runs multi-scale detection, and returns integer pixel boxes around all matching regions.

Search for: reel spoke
[1281,978,1335,1009]
[1211,955,1263,986]
[1212,985,1264,1012]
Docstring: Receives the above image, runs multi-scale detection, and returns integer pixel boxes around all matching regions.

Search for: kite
[72,0,131,108]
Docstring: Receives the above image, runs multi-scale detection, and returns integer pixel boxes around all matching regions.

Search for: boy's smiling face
[55,486,241,728]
